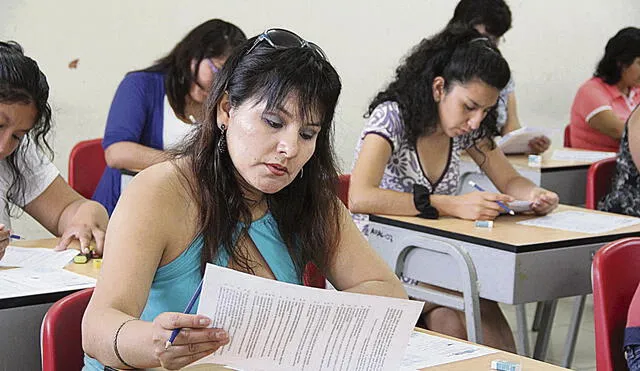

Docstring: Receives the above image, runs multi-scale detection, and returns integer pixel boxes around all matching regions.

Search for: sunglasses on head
[245,28,327,60]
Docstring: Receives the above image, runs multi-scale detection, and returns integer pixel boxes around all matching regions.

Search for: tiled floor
[500,296,596,370]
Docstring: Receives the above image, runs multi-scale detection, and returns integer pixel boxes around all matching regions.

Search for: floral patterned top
[599,116,640,217]
[496,78,515,132]
[351,101,478,233]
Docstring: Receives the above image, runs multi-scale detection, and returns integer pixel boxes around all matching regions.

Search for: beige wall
[2,0,639,237]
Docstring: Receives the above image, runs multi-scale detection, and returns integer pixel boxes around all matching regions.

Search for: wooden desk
[368,205,640,304]
[459,148,613,205]
[0,238,99,309]
[152,328,568,370]
[0,238,100,370]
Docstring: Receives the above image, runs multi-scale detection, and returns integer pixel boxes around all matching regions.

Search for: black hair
[367,24,511,147]
[141,19,246,118]
[448,0,512,38]
[175,31,342,279]
[594,27,640,85]
[0,41,53,216]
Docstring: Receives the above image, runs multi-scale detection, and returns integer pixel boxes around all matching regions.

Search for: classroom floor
[500,296,597,371]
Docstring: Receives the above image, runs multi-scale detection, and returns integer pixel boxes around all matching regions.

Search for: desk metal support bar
[515,304,530,356]
[533,300,558,360]
[394,236,483,344]
[562,295,586,368]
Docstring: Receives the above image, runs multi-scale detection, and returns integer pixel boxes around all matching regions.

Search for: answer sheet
[0,246,79,269]
[517,210,640,234]
[195,264,423,371]
[399,330,497,370]
[551,149,616,163]
[0,268,95,299]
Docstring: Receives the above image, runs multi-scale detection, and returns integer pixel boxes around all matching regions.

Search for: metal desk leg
[515,304,530,356]
[532,301,543,331]
[562,295,586,368]
[394,236,483,344]
[533,300,558,360]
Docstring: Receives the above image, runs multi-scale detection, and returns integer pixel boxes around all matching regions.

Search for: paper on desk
[0,246,79,269]
[501,200,532,214]
[551,149,616,162]
[195,264,423,371]
[399,330,497,369]
[496,126,550,154]
[0,268,96,299]
[517,210,640,234]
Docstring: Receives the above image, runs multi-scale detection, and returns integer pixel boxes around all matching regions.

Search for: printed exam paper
[195,264,423,371]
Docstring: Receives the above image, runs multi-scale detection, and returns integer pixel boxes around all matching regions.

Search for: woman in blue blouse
[93,19,246,214]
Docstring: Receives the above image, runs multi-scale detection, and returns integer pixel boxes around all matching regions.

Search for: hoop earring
[218,124,227,154]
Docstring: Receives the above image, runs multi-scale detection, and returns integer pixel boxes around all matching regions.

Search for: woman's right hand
[152,312,229,370]
[451,192,514,220]
[0,224,9,260]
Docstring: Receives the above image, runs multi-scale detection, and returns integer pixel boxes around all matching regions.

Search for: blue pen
[10,234,22,240]
[165,279,204,349]
[468,181,515,215]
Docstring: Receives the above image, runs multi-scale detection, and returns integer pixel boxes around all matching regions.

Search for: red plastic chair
[302,174,351,289]
[68,139,106,199]
[337,174,351,208]
[585,157,617,209]
[593,238,640,371]
[564,125,572,148]
[41,288,93,371]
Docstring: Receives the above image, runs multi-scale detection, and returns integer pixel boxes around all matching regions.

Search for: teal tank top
[83,212,301,370]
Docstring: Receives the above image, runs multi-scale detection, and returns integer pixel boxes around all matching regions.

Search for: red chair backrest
[41,288,93,371]
[301,174,351,289]
[337,174,350,208]
[564,125,572,148]
[68,139,106,199]
[593,238,640,371]
[585,157,617,209]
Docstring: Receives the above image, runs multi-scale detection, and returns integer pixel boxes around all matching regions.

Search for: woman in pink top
[570,27,640,152]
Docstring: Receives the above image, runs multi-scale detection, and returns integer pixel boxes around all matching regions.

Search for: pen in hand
[165,279,204,349]
[467,181,515,215]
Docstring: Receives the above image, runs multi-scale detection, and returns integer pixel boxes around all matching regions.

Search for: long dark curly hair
[367,24,511,148]
[174,32,343,278]
[0,41,53,216]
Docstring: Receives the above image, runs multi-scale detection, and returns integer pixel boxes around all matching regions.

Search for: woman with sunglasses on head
[92,19,246,215]
[349,24,559,351]
[0,41,108,259]
[569,27,640,152]
[447,0,551,154]
[81,29,407,370]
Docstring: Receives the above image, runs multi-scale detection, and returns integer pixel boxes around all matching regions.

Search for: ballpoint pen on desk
[165,279,204,349]
[10,234,22,240]
[467,181,515,215]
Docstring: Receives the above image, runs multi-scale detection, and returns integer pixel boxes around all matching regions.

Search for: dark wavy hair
[448,0,512,38]
[594,27,640,85]
[174,32,342,278]
[367,25,511,147]
[0,41,53,216]
[141,19,246,118]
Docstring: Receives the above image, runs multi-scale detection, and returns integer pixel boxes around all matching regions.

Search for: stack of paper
[0,268,96,299]
[551,149,616,163]
[497,127,550,154]
[0,246,79,269]
[195,264,424,371]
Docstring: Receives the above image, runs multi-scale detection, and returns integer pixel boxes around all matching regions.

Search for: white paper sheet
[195,264,423,371]
[551,149,616,163]
[496,127,550,154]
[501,200,532,214]
[517,210,640,234]
[399,330,497,369]
[0,268,96,299]
[0,246,79,269]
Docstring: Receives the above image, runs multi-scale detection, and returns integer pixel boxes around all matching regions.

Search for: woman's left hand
[54,223,106,256]
[529,188,559,215]
[528,136,551,154]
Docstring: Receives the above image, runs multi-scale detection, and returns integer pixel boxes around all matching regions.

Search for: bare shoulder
[116,159,196,224]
